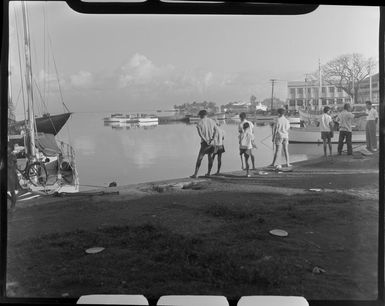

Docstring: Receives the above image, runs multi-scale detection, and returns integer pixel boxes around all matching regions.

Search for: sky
[9,2,379,118]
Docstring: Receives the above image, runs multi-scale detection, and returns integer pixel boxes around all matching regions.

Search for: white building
[357,73,379,104]
[287,79,351,111]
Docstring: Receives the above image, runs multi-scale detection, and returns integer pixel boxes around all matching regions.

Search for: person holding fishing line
[239,122,255,177]
[269,108,291,170]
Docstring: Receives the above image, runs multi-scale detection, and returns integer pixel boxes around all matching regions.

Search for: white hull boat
[289,127,369,144]
[138,116,158,123]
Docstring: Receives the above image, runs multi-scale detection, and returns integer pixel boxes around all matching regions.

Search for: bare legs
[241,151,255,170]
[213,153,222,175]
[244,154,250,177]
[270,139,290,167]
[323,139,332,157]
[191,152,213,178]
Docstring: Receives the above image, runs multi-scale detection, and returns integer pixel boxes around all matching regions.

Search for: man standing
[269,108,291,169]
[238,112,255,170]
[190,110,217,178]
[365,101,378,152]
[336,103,355,155]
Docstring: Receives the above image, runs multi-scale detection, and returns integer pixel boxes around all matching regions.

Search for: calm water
[57,113,322,191]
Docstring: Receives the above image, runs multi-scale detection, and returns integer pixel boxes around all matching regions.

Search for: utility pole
[318,59,322,110]
[270,79,277,111]
[369,58,372,102]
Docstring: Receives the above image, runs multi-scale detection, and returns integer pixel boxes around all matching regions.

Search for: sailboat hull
[10,113,71,136]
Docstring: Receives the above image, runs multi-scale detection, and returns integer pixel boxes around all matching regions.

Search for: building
[221,101,249,113]
[357,73,379,104]
[287,79,352,111]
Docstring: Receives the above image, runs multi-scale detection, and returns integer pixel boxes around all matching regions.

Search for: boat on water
[104,113,158,124]
[289,126,370,144]
[288,116,301,126]
[185,113,226,123]
[9,2,79,194]
[105,121,158,130]
[156,109,188,123]
[9,112,72,137]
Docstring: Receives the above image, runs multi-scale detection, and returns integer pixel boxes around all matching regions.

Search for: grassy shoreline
[6,152,380,300]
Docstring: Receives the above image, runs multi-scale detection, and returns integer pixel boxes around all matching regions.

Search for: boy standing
[320,106,334,158]
[269,108,291,169]
[239,122,254,177]
[212,121,225,175]
[190,110,217,178]
[238,112,255,170]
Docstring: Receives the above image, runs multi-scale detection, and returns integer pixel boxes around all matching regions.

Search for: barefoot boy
[238,112,256,170]
[190,110,217,178]
[239,122,254,177]
[269,108,291,169]
[212,121,225,175]
[320,106,334,158]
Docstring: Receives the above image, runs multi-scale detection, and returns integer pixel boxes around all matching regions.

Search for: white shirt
[196,117,217,144]
[337,110,354,132]
[366,108,378,121]
[274,116,290,139]
[213,126,225,146]
[239,129,254,149]
[238,119,254,134]
[320,113,333,132]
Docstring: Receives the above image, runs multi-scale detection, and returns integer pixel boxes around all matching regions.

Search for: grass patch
[9,222,304,298]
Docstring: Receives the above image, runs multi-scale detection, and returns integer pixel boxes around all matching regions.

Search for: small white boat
[289,127,368,144]
[104,113,158,123]
[288,116,301,125]
[138,115,158,123]
[104,113,139,123]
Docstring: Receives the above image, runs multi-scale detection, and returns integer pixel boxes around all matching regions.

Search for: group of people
[190,100,379,178]
[190,108,292,178]
[320,100,378,158]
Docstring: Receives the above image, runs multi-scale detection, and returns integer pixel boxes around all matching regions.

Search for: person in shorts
[269,108,291,169]
[238,112,256,170]
[190,110,217,178]
[212,121,225,175]
[320,106,334,158]
[239,122,254,177]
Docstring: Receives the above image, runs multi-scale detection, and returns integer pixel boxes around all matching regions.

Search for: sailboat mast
[21,1,36,157]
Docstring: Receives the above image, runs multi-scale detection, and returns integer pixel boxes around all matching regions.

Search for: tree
[261,97,284,109]
[321,53,376,104]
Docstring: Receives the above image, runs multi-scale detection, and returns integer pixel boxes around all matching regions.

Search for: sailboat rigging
[9,1,79,194]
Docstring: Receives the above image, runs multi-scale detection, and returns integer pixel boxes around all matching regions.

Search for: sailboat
[9,2,79,194]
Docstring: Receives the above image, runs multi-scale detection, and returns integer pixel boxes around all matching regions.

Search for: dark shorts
[199,142,215,155]
[321,131,333,140]
[239,148,251,157]
[213,145,225,155]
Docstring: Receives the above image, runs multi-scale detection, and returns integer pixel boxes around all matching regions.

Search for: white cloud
[70,70,94,88]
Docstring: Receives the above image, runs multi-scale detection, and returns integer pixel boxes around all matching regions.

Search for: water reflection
[57,113,323,190]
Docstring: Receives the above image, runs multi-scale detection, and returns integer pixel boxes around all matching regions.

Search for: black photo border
[0,1,384,305]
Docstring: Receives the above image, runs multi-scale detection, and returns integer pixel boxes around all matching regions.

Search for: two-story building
[356,73,379,104]
[287,79,352,111]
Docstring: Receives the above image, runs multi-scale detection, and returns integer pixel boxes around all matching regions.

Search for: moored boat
[104,113,158,123]
[289,127,369,144]
[10,1,79,194]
